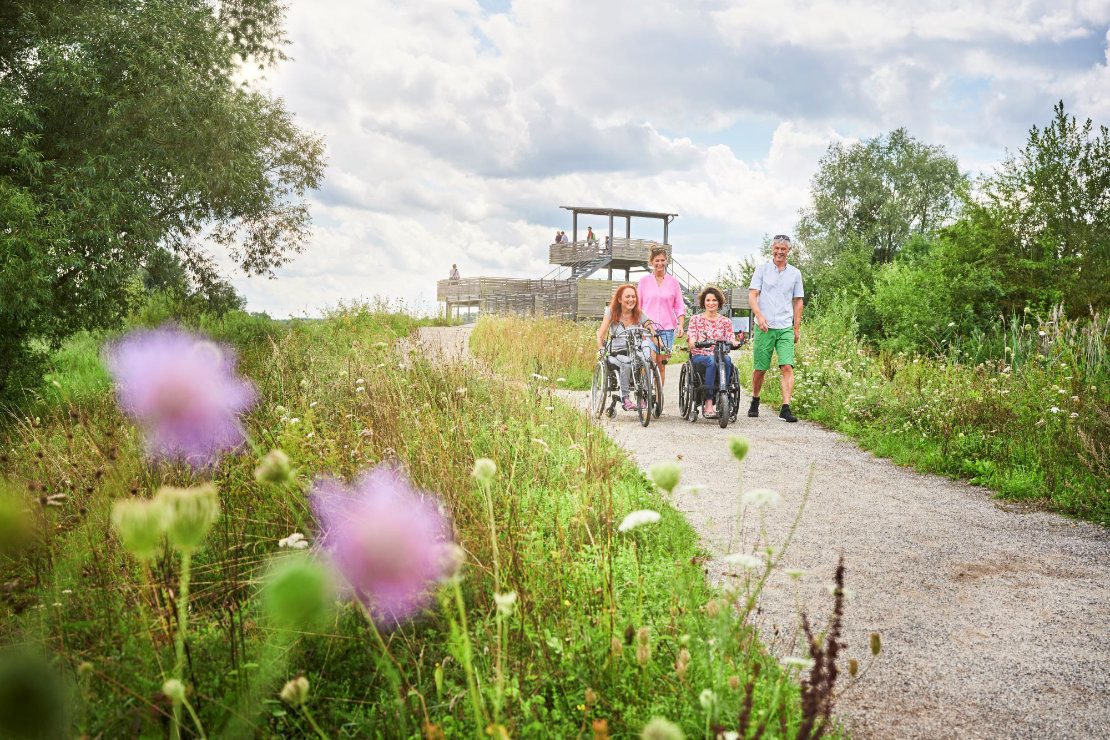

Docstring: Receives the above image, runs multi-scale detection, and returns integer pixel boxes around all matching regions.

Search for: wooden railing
[549,239,671,266]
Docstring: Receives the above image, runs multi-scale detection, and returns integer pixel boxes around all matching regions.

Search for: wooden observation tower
[437,205,746,321]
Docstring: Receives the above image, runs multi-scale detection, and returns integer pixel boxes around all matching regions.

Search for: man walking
[748,235,804,422]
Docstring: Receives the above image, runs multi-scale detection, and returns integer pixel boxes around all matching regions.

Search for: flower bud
[849,658,859,677]
[870,632,882,656]
[698,688,717,711]
[636,643,651,667]
[254,449,295,485]
[610,636,623,659]
[727,674,740,691]
[77,662,94,678]
[641,717,684,740]
[263,554,333,630]
[279,676,310,707]
[162,678,185,704]
[471,458,497,484]
[585,688,598,706]
[110,498,166,560]
[728,435,749,461]
[155,484,219,553]
[637,626,650,645]
[648,461,680,494]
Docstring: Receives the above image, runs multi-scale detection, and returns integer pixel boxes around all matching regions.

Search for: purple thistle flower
[311,465,453,624]
[105,327,256,468]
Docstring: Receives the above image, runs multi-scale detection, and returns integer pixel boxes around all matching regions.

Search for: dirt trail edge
[418,326,1110,740]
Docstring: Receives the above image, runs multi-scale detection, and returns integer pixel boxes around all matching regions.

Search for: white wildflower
[722,552,762,570]
[782,656,815,670]
[741,488,783,508]
[493,591,517,616]
[618,510,661,532]
[278,532,309,549]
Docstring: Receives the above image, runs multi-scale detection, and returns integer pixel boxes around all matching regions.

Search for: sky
[220,0,1110,317]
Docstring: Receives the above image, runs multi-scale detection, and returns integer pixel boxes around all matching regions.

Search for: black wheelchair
[590,326,663,427]
[677,339,741,428]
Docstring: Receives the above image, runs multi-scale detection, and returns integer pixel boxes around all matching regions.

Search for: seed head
[849,658,859,677]
[727,674,740,691]
[635,642,651,667]
[279,676,310,707]
[264,554,333,630]
[585,688,598,706]
[110,498,167,561]
[493,591,517,617]
[728,435,749,461]
[161,679,185,704]
[471,458,497,484]
[610,636,623,659]
[640,717,684,740]
[154,484,219,554]
[870,632,882,656]
[637,626,650,645]
[254,449,295,485]
[648,461,680,494]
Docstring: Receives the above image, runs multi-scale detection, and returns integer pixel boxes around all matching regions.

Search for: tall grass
[469,314,598,390]
[742,296,1110,524]
[0,307,849,737]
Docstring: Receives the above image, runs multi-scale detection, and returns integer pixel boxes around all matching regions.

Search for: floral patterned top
[687,313,734,356]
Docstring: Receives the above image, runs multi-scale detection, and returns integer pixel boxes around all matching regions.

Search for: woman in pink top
[637,245,686,385]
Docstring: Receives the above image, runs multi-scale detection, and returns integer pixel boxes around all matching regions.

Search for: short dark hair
[697,285,725,309]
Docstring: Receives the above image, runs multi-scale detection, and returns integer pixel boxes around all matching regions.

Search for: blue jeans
[654,329,675,353]
[691,354,734,402]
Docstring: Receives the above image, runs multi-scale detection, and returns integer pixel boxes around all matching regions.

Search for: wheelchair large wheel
[590,360,608,418]
[728,382,741,422]
[633,363,651,427]
[677,363,691,418]
[651,365,663,419]
[717,389,731,429]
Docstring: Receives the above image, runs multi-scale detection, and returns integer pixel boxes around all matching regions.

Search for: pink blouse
[637,273,685,330]
[687,314,734,355]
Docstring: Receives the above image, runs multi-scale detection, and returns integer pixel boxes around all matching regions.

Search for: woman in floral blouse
[687,285,738,417]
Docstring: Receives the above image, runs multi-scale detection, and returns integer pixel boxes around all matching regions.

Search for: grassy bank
[737,299,1109,524]
[1,308,844,737]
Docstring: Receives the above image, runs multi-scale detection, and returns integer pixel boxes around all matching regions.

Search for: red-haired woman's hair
[608,284,642,324]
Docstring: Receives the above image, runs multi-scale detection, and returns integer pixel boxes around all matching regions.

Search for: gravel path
[419,326,1110,739]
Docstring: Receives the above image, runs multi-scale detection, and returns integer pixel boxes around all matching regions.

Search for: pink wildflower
[105,327,255,467]
[311,465,453,623]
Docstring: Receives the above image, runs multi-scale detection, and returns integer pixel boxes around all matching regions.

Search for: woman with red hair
[596,284,655,411]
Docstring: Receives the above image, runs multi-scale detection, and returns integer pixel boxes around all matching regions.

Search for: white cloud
[223,0,1110,316]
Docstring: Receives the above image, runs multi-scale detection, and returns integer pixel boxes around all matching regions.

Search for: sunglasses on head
[773,235,791,243]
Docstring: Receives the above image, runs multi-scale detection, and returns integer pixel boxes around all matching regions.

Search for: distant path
[419,326,1110,739]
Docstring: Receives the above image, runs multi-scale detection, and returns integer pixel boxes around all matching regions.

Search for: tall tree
[968,101,1110,314]
[0,0,325,400]
[797,128,965,270]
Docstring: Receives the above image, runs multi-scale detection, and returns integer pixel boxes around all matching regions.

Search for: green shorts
[753,327,794,370]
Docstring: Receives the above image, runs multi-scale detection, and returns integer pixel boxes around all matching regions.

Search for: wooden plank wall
[727,287,751,310]
[576,279,623,320]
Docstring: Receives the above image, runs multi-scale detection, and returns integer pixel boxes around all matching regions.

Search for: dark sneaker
[747,397,760,417]
[779,404,798,423]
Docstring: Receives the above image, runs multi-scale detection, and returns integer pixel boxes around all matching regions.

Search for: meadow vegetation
[740,299,1110,524]
[0,305,854,738]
